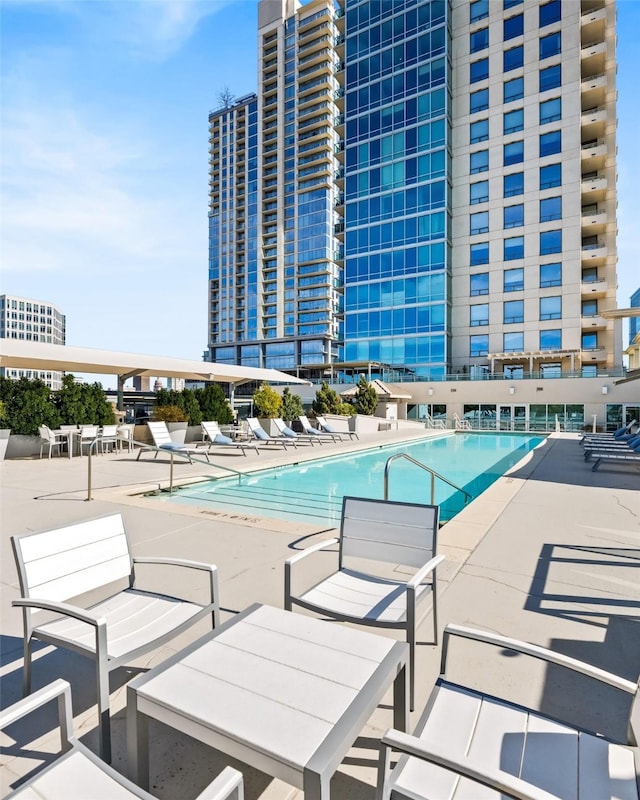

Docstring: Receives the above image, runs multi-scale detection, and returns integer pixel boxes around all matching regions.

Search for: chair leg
[407,625,415,712]
[22,637,32,696]
[97,660,112,763]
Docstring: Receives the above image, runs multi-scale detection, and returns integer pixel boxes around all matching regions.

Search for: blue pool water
[154,432,544,526]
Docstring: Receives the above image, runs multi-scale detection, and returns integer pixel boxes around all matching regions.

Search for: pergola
[0,340,310,408]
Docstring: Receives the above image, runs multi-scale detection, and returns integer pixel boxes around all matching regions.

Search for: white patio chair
[0,679,244,800]
[285,496,443,710]
[11,513,221,763]
[273,417,321,445]
[137,420,209,463]
[37,425,66,459]
[77,424,99,456]
[201,420,259,456]
[315,414,359,440]
[246,417,296,449]
[377,624,640,800]
[98,424,119,454]
[117,423,135,453]
[297,414,341,442]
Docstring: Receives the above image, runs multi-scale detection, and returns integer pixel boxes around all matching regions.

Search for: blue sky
[1,0,639,390]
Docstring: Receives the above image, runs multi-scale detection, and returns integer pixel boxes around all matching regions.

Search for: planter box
[167,422,188,444]
[0,429,11,460]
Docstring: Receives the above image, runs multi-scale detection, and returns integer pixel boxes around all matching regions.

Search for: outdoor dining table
[127,603,409,799]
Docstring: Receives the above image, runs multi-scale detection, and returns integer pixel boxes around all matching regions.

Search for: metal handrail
[85,438,245,501]
[383,453,472,507]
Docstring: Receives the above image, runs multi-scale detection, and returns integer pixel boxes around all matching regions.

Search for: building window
[540,328,562,350]
[504,140,524,165]
[470,334,489,357]
[540,130,561,157]
[471,272,489,295]
[582,266,599,283]
[503,45,524,72]
[504,204,524,228]
[581,365,597,378]
[470,304,489,327]
[504,77,524,103]
[540,163,561,189]
[470,181,489,204]
[504,268,524,292]
[504,299,524,324]
[470,149,489,173]
[540,31,561,59]
[470,119,489,144]
[504,14,524,41]
[504,236,524,260]
[504,332,524,352]
[471,58,489,83]
[470,242,490,266]
[503,108,524,134]
[470,211,489,235]
[539,64,561,93]
[540,262,562,287]
[582,332,598,350]
[470,88,489,113]
[540,196,562,222]
[540,97,561,124]
[504,172,524,197]
[540,296,562,320]
[582,299,598,316]
[470,27,489,53]
[504,0,523,8]
[540,0,561,28]
[470,0,489,22]
[540,229,562,255]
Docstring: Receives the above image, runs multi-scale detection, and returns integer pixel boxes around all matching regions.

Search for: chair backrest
[60,424,79,431]
[11,514,132,605]
[298,415,313,433]
[202,421,221,440]
[339,496,439,570]
[316,415,336,433]
[147,421,172,446]
[38,425,52,442]
[247,418,270,440]
[101,425,118,437]
[273,419,296,437]
[117,424,134,439]
[80,425,99,439]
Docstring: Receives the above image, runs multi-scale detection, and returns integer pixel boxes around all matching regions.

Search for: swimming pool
[152,432,544,526]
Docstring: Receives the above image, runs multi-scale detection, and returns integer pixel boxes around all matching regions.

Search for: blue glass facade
[342,0,451,378]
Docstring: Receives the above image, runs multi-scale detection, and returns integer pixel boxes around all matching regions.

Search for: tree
[311,382,342,415]
[180,388,202,426]
[280,388,303,423]
[354,375,378,415]
[153,405,188,422]
[252,383,282,418]
[218,86,234,109]
[194,384,233,424]
[55,375,114,425]
[2,377,60,435]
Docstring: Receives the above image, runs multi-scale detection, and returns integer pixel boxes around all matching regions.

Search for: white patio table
[127,603,408,799]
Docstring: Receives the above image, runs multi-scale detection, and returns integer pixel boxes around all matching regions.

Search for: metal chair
[37,425,66,459]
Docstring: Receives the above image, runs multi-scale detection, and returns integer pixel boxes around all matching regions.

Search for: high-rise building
[630,288,640,346]
[0,294,66,389]
[207,0,620,385]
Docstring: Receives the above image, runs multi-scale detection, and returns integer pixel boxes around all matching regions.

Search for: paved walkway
[1,431,638,798]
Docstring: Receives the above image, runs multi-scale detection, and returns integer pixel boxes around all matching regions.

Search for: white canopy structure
[0,340,309,406]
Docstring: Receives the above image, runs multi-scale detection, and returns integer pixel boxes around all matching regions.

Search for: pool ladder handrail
[383,453,473,506]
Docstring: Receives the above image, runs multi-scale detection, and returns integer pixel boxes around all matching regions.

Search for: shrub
[194,384,233,424]
[311,382,342,416]
[153,405,188,423]
[354,375,378,415]
[0,376,61,435]
[252,383,282,418]
[281,387,304,423]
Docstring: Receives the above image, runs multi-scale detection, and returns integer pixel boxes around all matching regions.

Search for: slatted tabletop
[127,603,408,799]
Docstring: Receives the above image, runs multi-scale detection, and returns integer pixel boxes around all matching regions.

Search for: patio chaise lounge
[589,448,640,471]
[315,414,359,440]
[273,417,321,445]
[137,420,209,463]
[0,679,244,800]
[377,623,639,800]
[297,414,342,442]
[201,420,259,456]
[247,417,296,449]
[11,513,220,762]
[285,496,443,710]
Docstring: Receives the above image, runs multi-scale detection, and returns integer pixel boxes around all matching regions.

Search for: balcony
[581,243,607,264]
[581,73,607,107]
[580,6,606,43]
[580,41,606,75]
[580,279,608,297]
[581,314,608,330]
[581,209,608,232]
[581,175,607,201]
[581,347,608,363]
[581,140,607,169]
[580,107,607,139]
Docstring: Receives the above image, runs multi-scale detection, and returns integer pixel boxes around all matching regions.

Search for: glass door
[497,405,528,431]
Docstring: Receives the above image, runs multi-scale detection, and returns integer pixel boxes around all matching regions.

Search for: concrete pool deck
[1,429,639,798]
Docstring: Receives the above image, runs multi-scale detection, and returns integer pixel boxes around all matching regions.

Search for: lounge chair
[201,420,259,456]
[377,623,640,800]
[11,513,220,762]
[273,417,321,445]
[297,414,341,442]
[285,496,443,710]
[0,679,244,800]
[137,420,209,463]
[589,449,640,471]
[583,436,640,463]
[246,417,296,449]
[315,414,359,440]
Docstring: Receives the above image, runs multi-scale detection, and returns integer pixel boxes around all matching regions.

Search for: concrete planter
[0,429,11,460]
[167,422,188,444]
[5,434,41,459]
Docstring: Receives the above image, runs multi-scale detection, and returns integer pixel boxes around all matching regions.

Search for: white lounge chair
[297,414,341,442]
[0,679,244,800]
[273,417,321,445]
[201,420,259,456]
[377,624,640,800]
[315,414,359,440]
[37,425,66,458]
[11,513,220,762]
[285,496,443,710]
[246,417,296,449]
[137,420,209,463]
